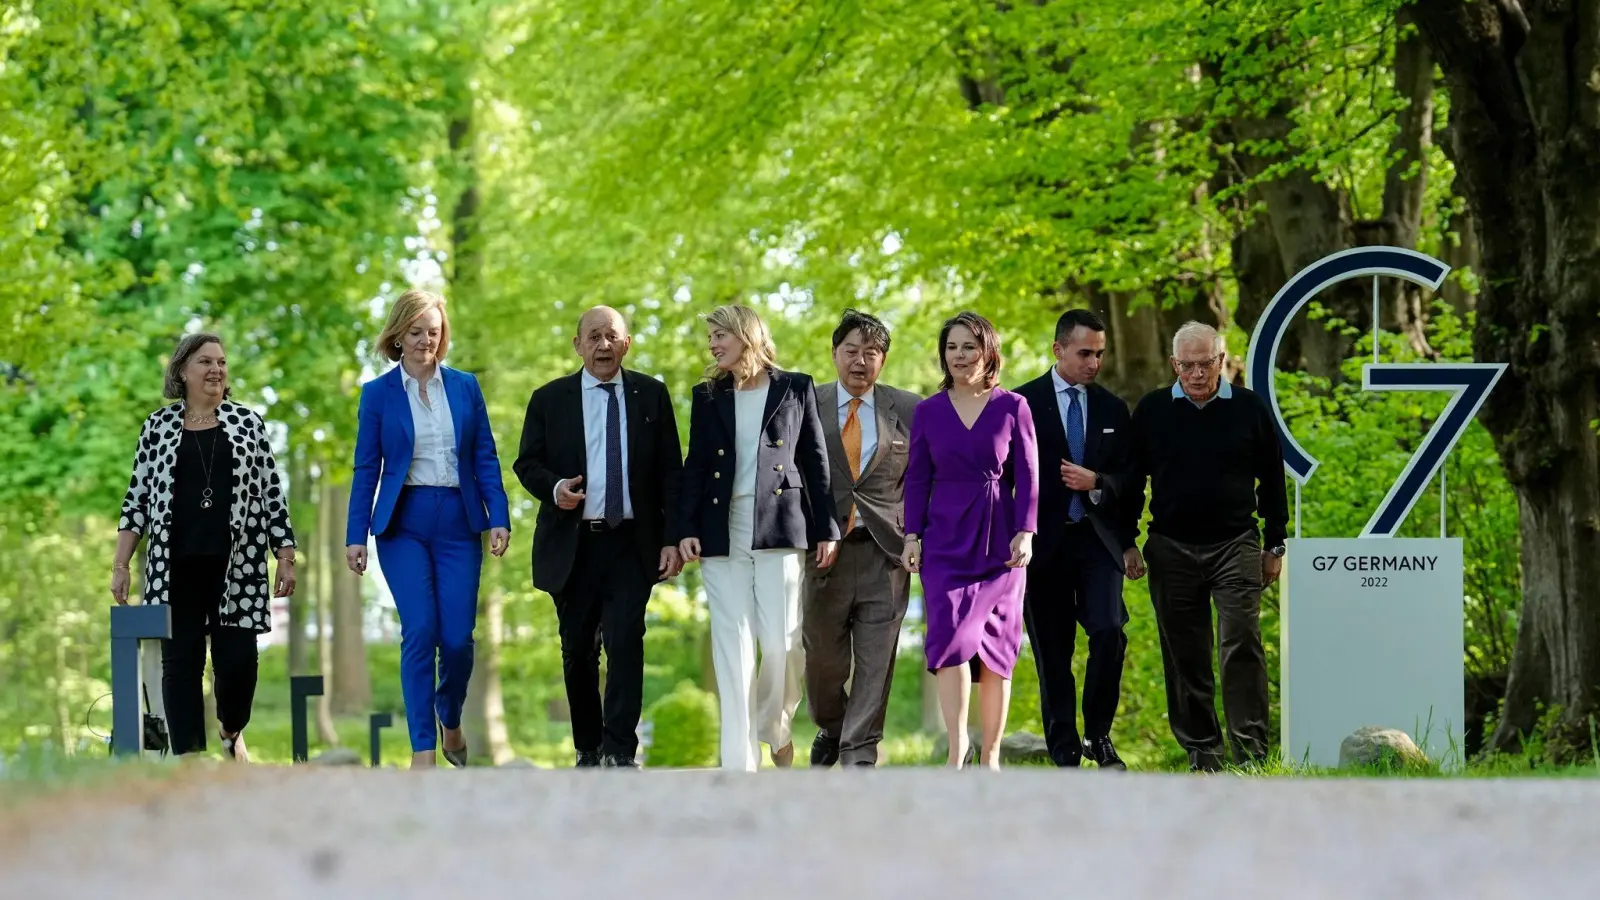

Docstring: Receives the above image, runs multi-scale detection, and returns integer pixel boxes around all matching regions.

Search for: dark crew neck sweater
[1123,383,1289,548]
[171,425,234,558]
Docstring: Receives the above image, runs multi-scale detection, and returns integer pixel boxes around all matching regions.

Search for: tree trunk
[1413,0,1600,760]
[1208,12,1434,378]
[1440,202,1481,315]
[1376,11,1437,357]
[287,447,312,675]
[325,480,370,716]
[462,586,514,764]
[313,483,340,746]
[1227,186,1289,339]
[1096,283,1226,402]
[1221,88,1362,380]
[445,93,513,764]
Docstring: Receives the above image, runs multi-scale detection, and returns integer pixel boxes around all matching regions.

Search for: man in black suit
[1016,309,1145,769]
[513,306,683,768]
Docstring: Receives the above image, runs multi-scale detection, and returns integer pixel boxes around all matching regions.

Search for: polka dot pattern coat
[118,402,298,633]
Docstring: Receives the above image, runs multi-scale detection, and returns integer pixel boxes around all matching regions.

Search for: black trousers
[552,521,651,758]
[1023,522,1127,766]
[1144,529,1270,769]
[161,554,259,756]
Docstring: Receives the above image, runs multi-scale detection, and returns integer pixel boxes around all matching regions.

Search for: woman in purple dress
[902,311,1038,769]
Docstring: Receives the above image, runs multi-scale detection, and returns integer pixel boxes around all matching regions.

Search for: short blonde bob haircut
[377,289,451,363]
[703,304,778,386]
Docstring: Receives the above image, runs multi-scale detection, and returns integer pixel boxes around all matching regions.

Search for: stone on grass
[999,732,1051,764]
[1338,726,1429,770]
[309,747,363,766]
[929,730,1050,765]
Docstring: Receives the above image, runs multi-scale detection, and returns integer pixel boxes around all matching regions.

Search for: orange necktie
[842,398,863,533]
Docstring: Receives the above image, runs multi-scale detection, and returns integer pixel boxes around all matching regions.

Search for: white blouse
[402,367,459,487]
[732,382,769,499]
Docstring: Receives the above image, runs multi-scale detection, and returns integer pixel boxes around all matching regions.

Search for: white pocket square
[892,440,905,445]
[1102,427,1115,433]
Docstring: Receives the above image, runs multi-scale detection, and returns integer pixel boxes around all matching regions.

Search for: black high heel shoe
[439,721,468,768]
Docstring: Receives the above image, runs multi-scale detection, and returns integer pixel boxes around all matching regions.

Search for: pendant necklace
[190,426,220,509]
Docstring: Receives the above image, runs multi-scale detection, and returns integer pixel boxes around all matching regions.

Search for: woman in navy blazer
[345,290,511,769]
[679,304,839,771]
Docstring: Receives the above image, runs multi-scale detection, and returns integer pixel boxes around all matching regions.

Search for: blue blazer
[345,364,512,545]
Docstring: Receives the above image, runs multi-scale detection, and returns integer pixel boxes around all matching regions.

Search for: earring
[394,342,401,349]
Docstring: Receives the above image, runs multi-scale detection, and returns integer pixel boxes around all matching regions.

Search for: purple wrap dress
[904,388,1039,678]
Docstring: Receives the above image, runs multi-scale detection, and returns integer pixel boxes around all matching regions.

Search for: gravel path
[5,767,1597,898]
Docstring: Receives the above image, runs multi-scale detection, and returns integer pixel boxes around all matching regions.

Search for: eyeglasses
[1174,355,1221,374]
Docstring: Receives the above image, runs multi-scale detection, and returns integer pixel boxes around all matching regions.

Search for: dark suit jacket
[815,380,921,561]
[680,368,841,558]
[1015,370,1134,571]
[512,368,683,595]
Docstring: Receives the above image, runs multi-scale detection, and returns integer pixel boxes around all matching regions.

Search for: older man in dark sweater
[1124,321,1288,772]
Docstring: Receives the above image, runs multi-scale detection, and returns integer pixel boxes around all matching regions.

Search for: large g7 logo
[1244,247,1506,538]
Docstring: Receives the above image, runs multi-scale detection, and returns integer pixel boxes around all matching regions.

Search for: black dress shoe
[850,760,875,768]
[1083,736,1127,770]
[601,754,641,769]
[1051,745,1083,768]
[810,731,840,768]
[575,750,603,768]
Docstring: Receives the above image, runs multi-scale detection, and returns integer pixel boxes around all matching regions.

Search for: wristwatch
[1268,544,1287,558]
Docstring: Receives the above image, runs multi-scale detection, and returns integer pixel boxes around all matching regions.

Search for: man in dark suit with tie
[513,306,683,768]
[1015,309,1145,769]
[803,309,921,767]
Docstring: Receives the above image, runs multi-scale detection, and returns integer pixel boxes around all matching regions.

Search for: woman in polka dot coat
[110,332,298,762]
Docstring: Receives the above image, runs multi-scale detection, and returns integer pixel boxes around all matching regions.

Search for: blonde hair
[377,289,451,363]
[702,304,777,385]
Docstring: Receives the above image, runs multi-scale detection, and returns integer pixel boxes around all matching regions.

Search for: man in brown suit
[803,309,921,767]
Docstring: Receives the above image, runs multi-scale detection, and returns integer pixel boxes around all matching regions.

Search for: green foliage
[0,0,1533,774]
[645,680,719,768]
[0,743,173,806]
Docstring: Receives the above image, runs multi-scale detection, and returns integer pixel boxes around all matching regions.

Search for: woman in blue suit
[346,289,512,769]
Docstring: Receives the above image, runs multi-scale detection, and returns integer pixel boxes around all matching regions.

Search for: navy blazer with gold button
[680,368,840,558]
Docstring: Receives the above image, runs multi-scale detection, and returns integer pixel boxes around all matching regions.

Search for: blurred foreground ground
[4,766,1597,898]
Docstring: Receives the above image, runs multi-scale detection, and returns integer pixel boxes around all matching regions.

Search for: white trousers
[702,496,805,772]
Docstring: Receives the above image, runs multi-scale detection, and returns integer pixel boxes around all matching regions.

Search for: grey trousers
[801,532,910,766]
[1144,530,1270,769]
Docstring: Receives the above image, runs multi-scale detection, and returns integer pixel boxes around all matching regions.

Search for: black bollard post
[290,675,325,763]
[369,713,393,767]
[110,605,172,758]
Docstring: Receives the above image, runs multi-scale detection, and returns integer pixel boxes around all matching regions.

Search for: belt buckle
[585,519,608,532]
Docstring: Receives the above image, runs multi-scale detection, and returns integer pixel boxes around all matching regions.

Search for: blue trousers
[376,486,483,751]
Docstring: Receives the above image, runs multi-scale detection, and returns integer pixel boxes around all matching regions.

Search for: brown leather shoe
[771,742,795,768]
